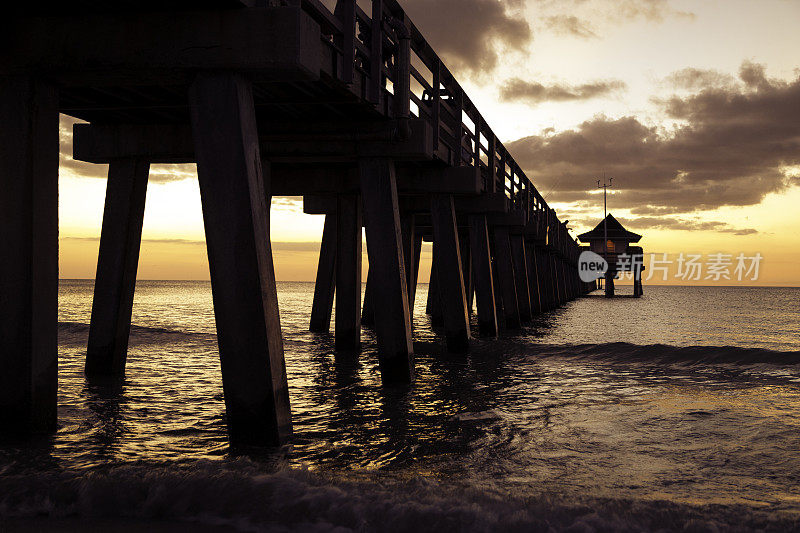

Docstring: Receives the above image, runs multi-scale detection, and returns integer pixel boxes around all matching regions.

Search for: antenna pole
[598,177,613,260]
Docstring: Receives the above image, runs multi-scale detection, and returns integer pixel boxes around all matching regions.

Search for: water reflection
[2,282,798,513]
[82,381,129,460]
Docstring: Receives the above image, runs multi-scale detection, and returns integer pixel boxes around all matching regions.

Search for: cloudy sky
[59,0,800,285]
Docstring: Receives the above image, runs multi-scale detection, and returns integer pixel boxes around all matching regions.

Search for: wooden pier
[1,0,597,445]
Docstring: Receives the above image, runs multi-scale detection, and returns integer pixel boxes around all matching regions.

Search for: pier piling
[430,195,470,353]
[189,73,290,446]
[310,214,337,333]
[469,215,499,337]
[493,227,522,329]
[360,158,413,382]
[86,158,149,378]
[335,193,363,351]
[510,234,533,323]
[0,77,59,434]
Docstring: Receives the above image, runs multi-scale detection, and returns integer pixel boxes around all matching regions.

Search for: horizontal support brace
[304,191,508,216]
[276,165,482,196]
[73,120,435,164]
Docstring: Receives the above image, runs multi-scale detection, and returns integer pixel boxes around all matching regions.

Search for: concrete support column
[550,253,562,307]
[510,234,532,323]
[605,269,616,298]
[310,213,337,333]
[469,215,498,337]
[493,227,521,329]
[633,263,643,298]
[335,193,363,350]
[568,261,576,300]
[408,231,423,316]
[361,269,375,327]
[0,78,59,434]
[525,242,542,315]
[425,250,437,315]
[86,158,150,379]
[491,254,504,318]
[189,73,290,446]
[535,246,552,311]
[401,213,422,321]
[459,230,474,316]
[567,264,576,300]
[360,158,413,382]
[427,244,444,326]
[430,195,470,353]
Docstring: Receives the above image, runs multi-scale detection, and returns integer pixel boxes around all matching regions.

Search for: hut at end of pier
[578,214,644,298]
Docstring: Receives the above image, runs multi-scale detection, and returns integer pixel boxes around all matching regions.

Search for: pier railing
[300,0,558,239]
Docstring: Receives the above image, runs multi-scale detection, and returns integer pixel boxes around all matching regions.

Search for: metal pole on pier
[598,177,614,297]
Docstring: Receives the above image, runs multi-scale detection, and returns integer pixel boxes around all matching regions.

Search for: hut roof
[578,214,642,243]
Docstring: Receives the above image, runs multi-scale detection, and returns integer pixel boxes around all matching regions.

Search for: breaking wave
[526,341,800,367]
[58,321,216,345]
[1,460,798,532]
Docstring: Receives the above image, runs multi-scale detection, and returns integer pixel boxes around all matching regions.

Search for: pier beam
[0,78,59,434]
[493,227,521,329]
[86,158,150,378]
[469,215,498,337]
[336,193,363,350]
[189,73,290,446]
[310,214,336,333]
[430,195,470,353]
[510,234,532,323]
[360,158,413,382]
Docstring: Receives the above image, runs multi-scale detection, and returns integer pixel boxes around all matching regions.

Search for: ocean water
[2,282,800,531]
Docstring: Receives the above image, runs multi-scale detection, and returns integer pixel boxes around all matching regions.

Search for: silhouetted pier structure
[2,0,595,446]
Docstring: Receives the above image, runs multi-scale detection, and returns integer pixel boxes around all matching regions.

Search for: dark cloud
[664,68,735,91]
[544,15,598,39]
[58,116,107,179]
[500,79,627,104]
[610,0,695,22]
[616,217,758,236]
[564,214,757,237]
[400,0,532,74]
[271,197,304,210]
[533,0,694,41]
[508,62,800,222]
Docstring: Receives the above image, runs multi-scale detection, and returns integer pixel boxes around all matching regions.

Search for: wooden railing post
[369,0,384,105]
[335,0,357,85]
[474,115,482,188]
[391,14,411,118]
[432,59,441,151]
[488,132,496,193]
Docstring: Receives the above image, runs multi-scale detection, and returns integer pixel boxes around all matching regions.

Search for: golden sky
[59,0,800,286]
